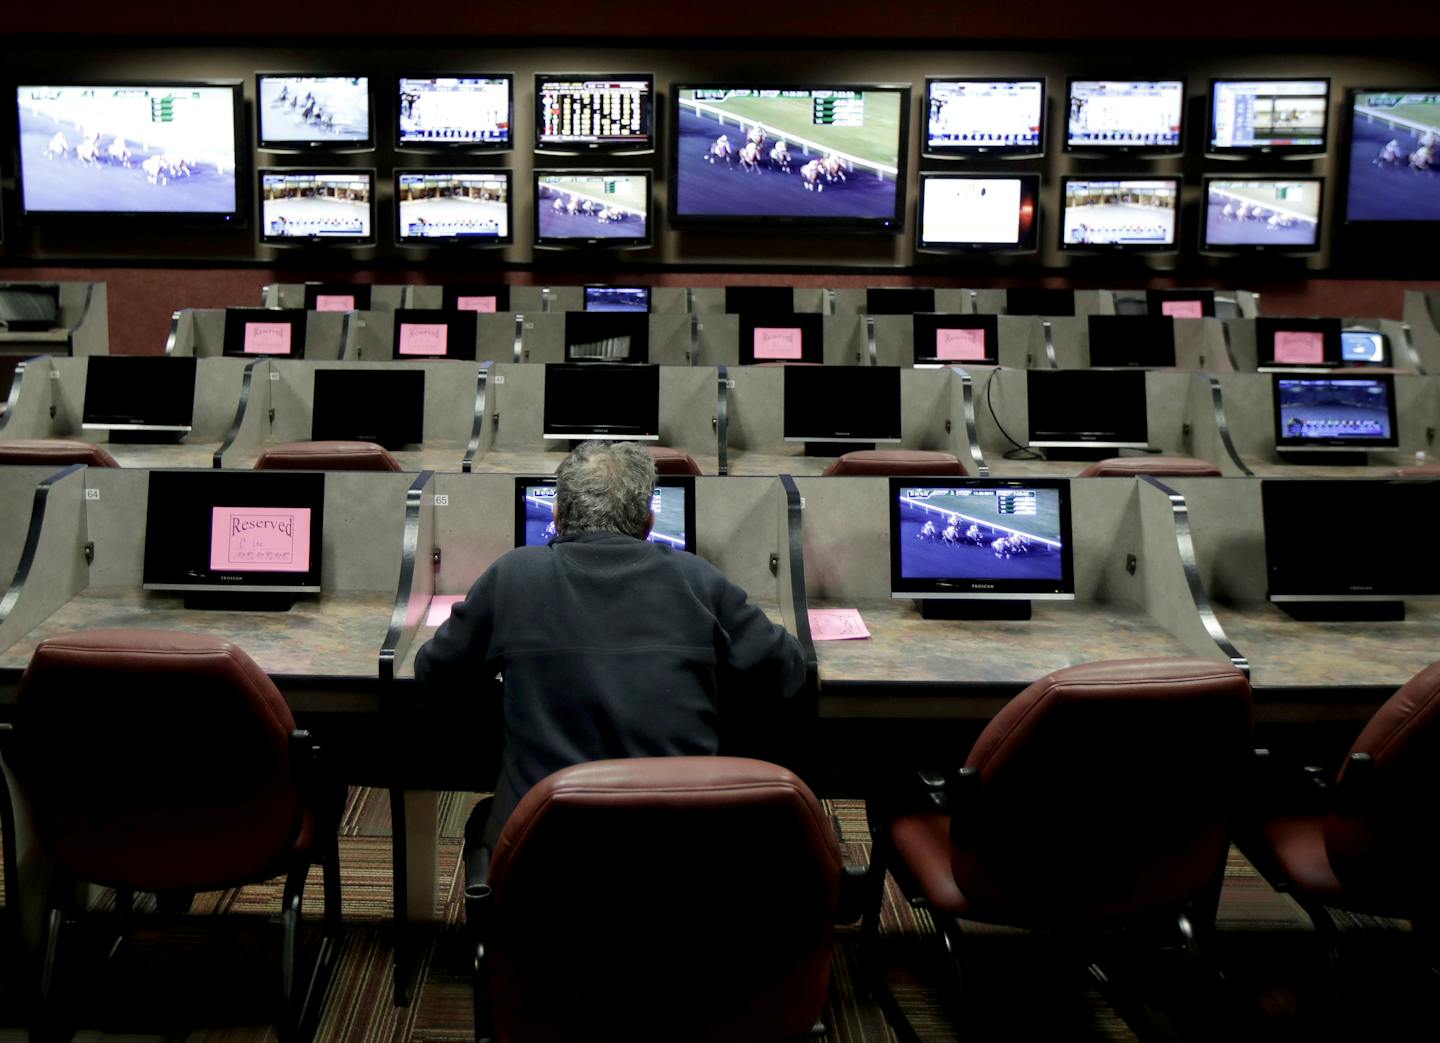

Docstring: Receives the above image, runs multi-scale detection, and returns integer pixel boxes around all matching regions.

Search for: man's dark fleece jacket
[415,530,808,850]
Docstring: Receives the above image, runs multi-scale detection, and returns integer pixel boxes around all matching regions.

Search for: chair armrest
[1247,747,1333,821]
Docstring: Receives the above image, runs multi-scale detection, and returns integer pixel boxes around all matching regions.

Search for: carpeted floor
[0,789,1434,1042]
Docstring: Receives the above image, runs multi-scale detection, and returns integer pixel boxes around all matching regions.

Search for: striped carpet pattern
[0,789,1429,1043]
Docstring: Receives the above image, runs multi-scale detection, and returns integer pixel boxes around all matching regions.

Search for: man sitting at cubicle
[415,440,807,865]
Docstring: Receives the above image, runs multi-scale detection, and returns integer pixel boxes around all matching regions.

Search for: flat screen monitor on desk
[312,368,425,449]
[726,286,794,314]
[1341,328,1389,366]
[303,284,371,312]
[543,363,660,440]
[223,308,308,357]
[441,284,510,313]
[912,314,997,366]
[1027,369,1148,450]
[738,313,824,365]
[783,365,901,445]
[1263,478,1440,619]
[1146,289,1215,318]
[1256,317,1342,370]
[564,311,649,362]
[584,286,650,313]
[143,470,325,596]
[0,283,60,330]
[866,288,935,314]
[889,477,1075,619]
[514,474,695,552]
[82,356,197,432]
[1087,315,1177,367]
[390,309,478,360]
[1272,374,1398,451]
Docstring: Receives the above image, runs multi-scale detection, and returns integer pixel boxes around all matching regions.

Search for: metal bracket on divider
[952,366,989,478]
[715,364,730,476]
[339,311,354,360]
[1248,292,1262,318]
[1399,323,1428,375]
[513,315,525,363]
[968,290,979,315]
[1207,375,1254,477]
[1041,321,1058,369]
[689,314,700,365]
[826,289,836,316]
[541,288,552,314]
[865,316,878,367]
[685,287,695,315]
[463,361,494,473]
[1218,321,1241,372]
[402,285,415,308]
[164,310,184,357]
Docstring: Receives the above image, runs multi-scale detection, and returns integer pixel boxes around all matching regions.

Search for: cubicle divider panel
[971,366,1028,464]
[380,470,436,680]
[1068,477,1141,602]
[0,465,77,593]
[212,359,274,469]
[872,315,911,367]
[515,315,565,364]
[1182,373,1252,476]
[790,476,891,601]
[659,366,723,466]
[715,365,782,452]
[59,283,109,358]
[1159,477,1268,604]
[323,473,428,594]
[353,311,396,361]
[0,355,55,440]
[696,313,740,366]
[899,367,956,453]
[696,476,782,604]
[301,312,347,362]
[822,316,866,366]
[1047,318,1089,369]
[947,367,988,476]
[997,317,1044,369]
[1403,291,1440,373]
[431,472,524,595]
[1145,370,1197,454]
[188,309,227,359]
[0,466,89,657]
[650,287,688,314]
[651,314,693,365]
[1223,320,1261,372]
[1177,319,1231,372]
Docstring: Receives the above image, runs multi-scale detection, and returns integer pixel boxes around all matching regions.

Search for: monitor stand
[1040,446,1121,462]
[1277,600,1404,622]
[917,599,1032,621]
[108,430,186,445]
[805,441,874,457]
[182,592,299,612]
[1277,450,1368,467]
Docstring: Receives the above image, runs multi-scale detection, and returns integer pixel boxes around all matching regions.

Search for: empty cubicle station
[1046,316,1233,371]
[165,307,351,361]
[0,281,109,408]
[1222,317,1424,373]
[1109,288,1261,319]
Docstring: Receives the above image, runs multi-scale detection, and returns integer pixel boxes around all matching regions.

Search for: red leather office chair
[645,445,704,476]
[863,658,1252,1035]
[0,630,343,1041]
[821,450,967,477]
[468,757,843,1043]
[0,439,119,467]
[254,440,402,471]
[1241,660,1440,948]
[1392,464,1440,478]
[1077,456,1222,478]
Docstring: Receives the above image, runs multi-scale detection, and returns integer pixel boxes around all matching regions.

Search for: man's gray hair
[554,441,657,539]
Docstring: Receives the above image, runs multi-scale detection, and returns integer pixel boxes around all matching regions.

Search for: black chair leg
[389,785,417,1008]
[278,862,308,1043]
[465,883,493,1041]
[36,906,72,1043]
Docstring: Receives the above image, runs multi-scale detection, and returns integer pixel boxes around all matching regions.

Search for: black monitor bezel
[888,476,1077,600]
[1200,175,1325,255]
[1026,369,1149,449]
[1145,288,1216,318]
[1255,316,1344,369]
[1271,372,1399,451]
[669,81,911,231]
[258,167,377,247]
[533,167,653,249]
[1058,175,1181,252]
[512,473,697,553]
[222,307,309,358]
[1205,77,1331,159]
[302,283,372,312]
[533,72,657,156]
[582,286,651,313]
[395,74,514,152]
[542,363,662,441]
[911,313,999,366]
[1086,314,1178,368]
[737,312,825,365]
[915,171,1042,253]
[390,308,479,361]
[311,367,426,449]
[394,168,514,247]
[81,356,197,431]
[782,364,903,444]
[1005,287,1076,317]
[256,73,374,152]
[563,311,651,363]
[1063,78,1186,156]
[15,79,248,225]
[922,77,1047,159]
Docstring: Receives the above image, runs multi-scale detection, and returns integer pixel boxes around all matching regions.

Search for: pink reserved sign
[754,327,803,360]
[314,294,355,312]
[243,321,293,355]
[399,322,449,356]
[210,506,311,572]
[935,327,986,361]
[455,295,498,313]
[808,608,871,641]
[426,594,466,626]
[1161,300,1204,319]
[1274,330,1324,365]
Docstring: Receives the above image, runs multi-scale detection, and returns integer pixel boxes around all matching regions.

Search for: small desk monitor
[312,368,425,449]
[257,75,372,150]
[1087,315,1177,368]
[739,313,824,365]
[1027,370,1148,450]
[1341,327,1389,366]
[866,288,935,315]
[1263,478,1440,617]
[1146,289,1215,319]
[1273,374,1398,451]
[1006,287,1075,316]
[514,474,695,552]
[889,477,1076,610]
[564,311,650,362]
[783,366,902,445]
[442,284,510,313]
[726,286,794,314]
[143,470,325,595]
[912,314,998,366]
[223,308,307,358]
[584,286,650,313]
[543,363,660,440]
[1256,317,1342,370]
[82,356,197,432]
[391,309,478,360]
[303,284,371,312]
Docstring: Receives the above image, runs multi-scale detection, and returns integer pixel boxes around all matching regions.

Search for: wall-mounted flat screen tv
[259,169,375,245]
[1065,79,1184,154]
[916,172,1040,252]
[395,170,511,245]
[1208,79,1329,156]
[257,75,372,149]
[1060,177,1179,250]
[1202,177,1323,252]
[397,75,511,150]
[924,78,1045,157]
[534,170,651,247]
[535,74,654,154]
[1343,88,1440,224]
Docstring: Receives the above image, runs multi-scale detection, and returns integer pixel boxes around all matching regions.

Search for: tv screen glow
[1061,179,1178,248]
[1204,179,1322,250]
[536,171,650,245]
[245,321,293,355]
[584,287,649,312]
[1210,79,1328,152]
[517,478,693,552]
[398,76,511,148]
[258,75,371,148]
[536,75,654,152]
[672,85,908,227]
[1257,318,1341,368]
[260,170,373,243]
[925,79,1044,155]
[1147,289,1216,318]
[1067,80,1184,151]
[314,294,357,312]
[390,309,477,360]
[1345,89,1440,222]
[1274,375,1397,449]
[16,83,241,217]
[1341,329,1387,364]
[1275,331,1324,365]
[917,174,1039,251]
[396,171,511,243]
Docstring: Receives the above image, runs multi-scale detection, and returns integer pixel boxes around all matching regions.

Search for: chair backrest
[485,756,843,1043]
[953,657,1253,927]
[821,449,967,477]
[1324,660,1440,912]
[1077,455,1222,478]
[12,629,307,893]
[1391,464,1440,478]
[0,439,119,468]
[254,440,401,471]
[646,445,703,476]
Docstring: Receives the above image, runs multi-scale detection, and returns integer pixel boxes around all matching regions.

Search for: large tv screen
[395,170,511,244]
[1208,79,1329,155]
[260,170,375,245]
[535,170,651,247]
[1345,88,1440,223]
[257,75,372,149]
[916,173,1040,252]
[397,76,511,150]
[672,84,909,229]
[16,83,243,219]
[535,75,654,154]
[1202,178,1323,252]
[1060,177,1178,249]
[924,78,1045,157]
[1066,80,1184,153]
